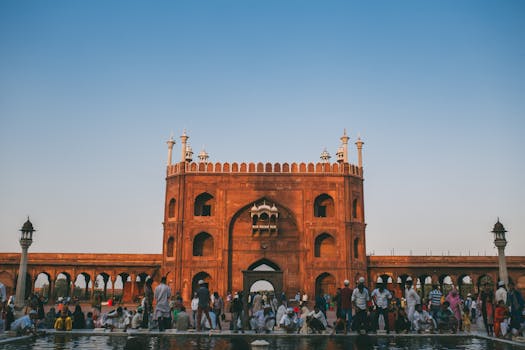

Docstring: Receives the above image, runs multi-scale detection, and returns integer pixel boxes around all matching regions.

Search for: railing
[167,161,363,177]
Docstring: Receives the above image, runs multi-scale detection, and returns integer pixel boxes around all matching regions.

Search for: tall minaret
[340,129,350,163]
[166,135,175,166]
[492,219,509,287]
[355,136,364,168]
[180,130,189,162]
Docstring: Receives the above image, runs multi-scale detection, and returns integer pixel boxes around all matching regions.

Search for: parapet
[167,162,363,177]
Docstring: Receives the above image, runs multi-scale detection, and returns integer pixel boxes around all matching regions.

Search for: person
[279,307,300,333]
[230,292,244,333]
[212,291,224,331]
[371,280,392,333]
[479,284,494,336]
[191,291,199,329]
[85,311,95,329]
[54,309,73,331]
[175,306,190,331]
[394,307,410,333]
[307,305,328,333]
[104,306,130,331]
[486,297,494,336]
[352,277,370,332]
[445,288,462,331]
[72,304,86,329]
[131,307,143,329]
[412,304,434,333]
[404,279,420,329]
[252,292,263,315]
[196,280,213,331]
[428,284,442,320]
[44,306,56,329]
[0,281,7,306]
[314,294,327,318]
[506,280,524,336]
[461,306,471,332]
[437,301,457,334]
[250,304,275,333]
[154,276,171,331]
[275,299,287,330]
[142,277,153,329]
[12,310,38,335]
[470,297,477,323]
[494,300,507,337]
[340,280,353,333]
[495,281,507,304]
[299,305,310,334]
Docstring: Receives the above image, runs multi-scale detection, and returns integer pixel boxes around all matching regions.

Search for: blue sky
[1,1,524,256]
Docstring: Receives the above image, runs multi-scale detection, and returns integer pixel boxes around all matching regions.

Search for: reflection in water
[0,334,519,350]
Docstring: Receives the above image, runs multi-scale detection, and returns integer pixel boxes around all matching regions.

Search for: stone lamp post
[15,218,35,311]
[492,218,508,287]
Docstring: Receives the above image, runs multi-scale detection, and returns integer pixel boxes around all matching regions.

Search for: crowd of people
[1,277,523,338]
[329,277,524,338]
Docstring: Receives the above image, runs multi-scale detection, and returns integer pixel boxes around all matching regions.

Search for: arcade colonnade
[0,253,161,303]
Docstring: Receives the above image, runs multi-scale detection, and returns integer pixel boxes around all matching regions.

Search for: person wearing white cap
[196,279,213,331]
[371,278,392,332]
[340,279,353,333]
[495,281,507,305]
[351,277,370,332]
[404,278,420,329]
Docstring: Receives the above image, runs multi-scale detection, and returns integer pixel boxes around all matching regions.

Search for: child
[494,300,507,338]
[461,306,471,332]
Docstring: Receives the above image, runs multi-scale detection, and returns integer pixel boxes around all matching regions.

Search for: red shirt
[494,305,506,322]
[341,287,353,309]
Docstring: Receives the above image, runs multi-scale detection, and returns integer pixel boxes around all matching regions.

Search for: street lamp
[491,218,508,287]
[15,218,35,311]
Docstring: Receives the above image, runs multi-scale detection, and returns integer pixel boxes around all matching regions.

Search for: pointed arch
[314,193,334,217]
[248,258,281,272]
[168,198,176,218]
[193,232,214,256]
[314,233,336,258]
[166,236,174,257]
[194,192,214,216]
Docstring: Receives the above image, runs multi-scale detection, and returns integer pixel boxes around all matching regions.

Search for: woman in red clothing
[493,300,507,338]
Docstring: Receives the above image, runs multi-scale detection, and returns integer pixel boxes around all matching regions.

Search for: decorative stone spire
[336,144,345,163]
[185,144,194,162]
[340,129,350,163]
[198,147,209,163]
[320,148,331,163]
[180,130,189,162]
[355,135,364,168]
[166,134,176,166]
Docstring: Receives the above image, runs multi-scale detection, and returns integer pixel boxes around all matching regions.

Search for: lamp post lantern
[15,218,35,311]
[492,218,508,287]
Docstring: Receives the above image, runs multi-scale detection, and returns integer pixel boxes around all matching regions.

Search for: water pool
[0,334,522,350]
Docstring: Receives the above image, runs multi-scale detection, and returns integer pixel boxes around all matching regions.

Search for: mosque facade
[162,130,367,302]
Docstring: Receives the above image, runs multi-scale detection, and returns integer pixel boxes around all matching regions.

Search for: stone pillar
[180,131,189,162]
[340,129,349,163]
[355,137,364,168]
[15,244,29,310]
[167,136,175,165]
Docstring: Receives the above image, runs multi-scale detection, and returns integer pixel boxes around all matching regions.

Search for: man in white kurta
[154,276,172,331]
[404,279,421,329]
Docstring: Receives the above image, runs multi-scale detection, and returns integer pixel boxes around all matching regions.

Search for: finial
[320,147,331,163]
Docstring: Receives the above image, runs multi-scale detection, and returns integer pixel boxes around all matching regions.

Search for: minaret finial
[166,134,176,166]
[180,130,189,162]
[340,130,350,163]
[355,135,364,168]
